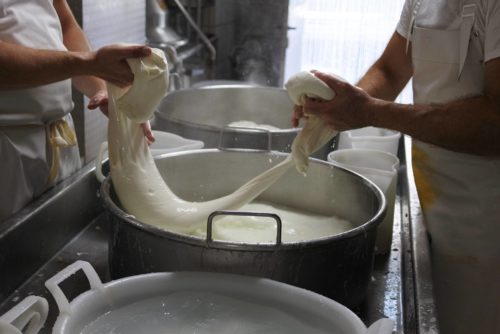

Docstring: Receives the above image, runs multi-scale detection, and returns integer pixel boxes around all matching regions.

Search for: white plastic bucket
[337,127,401,156]
[328,149,400,254]
[0,296,48,334]
[46,261,394,334]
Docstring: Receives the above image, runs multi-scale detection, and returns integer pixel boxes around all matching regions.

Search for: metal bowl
[152,86,334,158]
[102,149,385,308]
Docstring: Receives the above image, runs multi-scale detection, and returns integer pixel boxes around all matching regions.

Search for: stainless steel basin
[152,86,334,158]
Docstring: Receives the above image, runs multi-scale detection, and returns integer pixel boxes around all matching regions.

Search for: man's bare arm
[304,31,500,156]
[356,31,413,101]
[0,0,150,91]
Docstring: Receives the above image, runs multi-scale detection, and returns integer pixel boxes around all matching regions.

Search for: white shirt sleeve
[484,0,500,62]
[396,0,415,39]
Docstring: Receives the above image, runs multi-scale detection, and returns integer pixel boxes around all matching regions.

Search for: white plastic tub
[328,149,400,254]
[45,261,393,334]
[337,127,401,156]
[0,296,48,334]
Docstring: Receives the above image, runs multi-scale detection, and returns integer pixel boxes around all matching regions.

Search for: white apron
[0,0,81,222]
[0,116,81,222]
[408,1,500,333]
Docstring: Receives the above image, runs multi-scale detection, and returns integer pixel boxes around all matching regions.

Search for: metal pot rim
[154,86,301,134]
[101,149,386,251]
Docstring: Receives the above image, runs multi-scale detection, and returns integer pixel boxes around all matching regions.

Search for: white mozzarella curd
[107,55,349,242]
[80,291,331,334]
[107,49,294,235]
[190,201,354,243]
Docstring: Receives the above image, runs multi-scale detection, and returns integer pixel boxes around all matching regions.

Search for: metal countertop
[0,137,437,333]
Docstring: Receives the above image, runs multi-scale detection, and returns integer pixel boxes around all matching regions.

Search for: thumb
[125,45,152,58]
[314,71,346,92]
[88,91,108,109]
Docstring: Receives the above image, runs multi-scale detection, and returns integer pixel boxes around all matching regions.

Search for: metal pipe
[172,0,216,61]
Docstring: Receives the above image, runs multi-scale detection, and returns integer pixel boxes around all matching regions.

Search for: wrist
[68,50,96,77]
[356,91,380,128]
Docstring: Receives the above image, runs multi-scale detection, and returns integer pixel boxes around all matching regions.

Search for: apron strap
[458,4,476,78]
[46,118,77,185]
[405,0,422,54]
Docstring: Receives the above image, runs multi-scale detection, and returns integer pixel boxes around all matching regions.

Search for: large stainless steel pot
[152,86,334,159]
[102,149,385,308]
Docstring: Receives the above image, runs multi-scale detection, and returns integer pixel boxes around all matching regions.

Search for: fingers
[87,90,108,110]
[291,104,311,127]
[291,105,302,127]
[141,122,155,145]
[118,45,152,59]
[302,97,329,111]
[92,44,152,87]
[313,71,347,92]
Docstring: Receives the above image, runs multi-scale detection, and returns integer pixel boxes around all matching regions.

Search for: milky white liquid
[80,291,331,334]
[227,120,281,131]
[190,201,355,243]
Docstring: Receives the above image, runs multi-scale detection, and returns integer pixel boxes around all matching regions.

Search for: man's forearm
[0,40,92,90]
[357,31,413,101]
[368,95,500,156]
[357,62,408,101]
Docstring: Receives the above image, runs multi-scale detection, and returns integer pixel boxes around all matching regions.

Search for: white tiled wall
[82,0,146,163]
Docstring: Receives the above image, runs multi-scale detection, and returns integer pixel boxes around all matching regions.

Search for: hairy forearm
[357,60,409,101]
[357,32,412,101]
[368,95,500,156]
[0,40,93,90]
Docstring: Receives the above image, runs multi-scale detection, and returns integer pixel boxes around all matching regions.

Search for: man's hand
[141,121,155,145]
[87,45,152,88]
[87,89,108,115]
[87,90,155,144]
[298,71,372,132]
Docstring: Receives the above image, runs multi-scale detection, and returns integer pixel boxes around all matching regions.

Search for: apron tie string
[46,118,77,185]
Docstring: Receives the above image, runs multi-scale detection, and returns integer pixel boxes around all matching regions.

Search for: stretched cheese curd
[107,51,347,242]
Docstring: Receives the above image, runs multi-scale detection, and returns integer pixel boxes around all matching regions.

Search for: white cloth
[0,1,80,222]
[0,115,81,222]
[0,0,73,125]
[397,1,500,333]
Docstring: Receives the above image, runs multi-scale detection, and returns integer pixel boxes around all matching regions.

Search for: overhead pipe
[172,0,216,61]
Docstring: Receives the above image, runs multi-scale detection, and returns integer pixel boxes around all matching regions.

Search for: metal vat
[152,86,334,158]
[102,150,385,308]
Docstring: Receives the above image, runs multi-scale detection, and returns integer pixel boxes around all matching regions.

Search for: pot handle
[366,318,394,334]
[45,260,104,315]
[207,210,282,246]
[0,296,48,334]
[218,126,272,152]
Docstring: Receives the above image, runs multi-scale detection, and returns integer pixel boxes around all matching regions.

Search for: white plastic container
[337,127,401,156]
[328,149,400,254]
[0,296,48,334]
[45,261,393,334]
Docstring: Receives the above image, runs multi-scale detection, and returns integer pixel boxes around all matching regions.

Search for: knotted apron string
[46,118,77,185]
